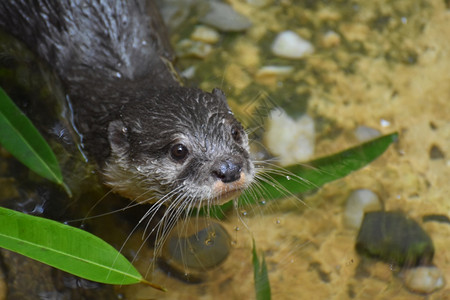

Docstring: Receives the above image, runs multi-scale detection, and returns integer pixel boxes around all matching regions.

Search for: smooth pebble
[264,108,315,166]
[344,189,382,230]
[191,25,220,44]
[272,30,314,59]
[355,125,381,142]
[404,266,445,294]
[200,2,251,32]
[175,39,212,59]
[255,65,294,81]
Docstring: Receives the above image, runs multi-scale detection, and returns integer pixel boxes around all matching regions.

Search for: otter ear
[212,88,230,107]
[108,120,129,154]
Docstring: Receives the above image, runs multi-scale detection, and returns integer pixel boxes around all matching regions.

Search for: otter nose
[212,159,242,183]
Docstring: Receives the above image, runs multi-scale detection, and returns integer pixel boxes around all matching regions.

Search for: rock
[321,30,341,48]
[403,266,445,294]
[255,65,294,84]
[161,218,231,283]
[157,0,196,30]
[271,30,314,59]
[344,189,382,230]
[356,211,435,267]
[264,109,315,166]
[191,25,220,44]
[200,2,252,32]
[245,0,273,7]
[180,66,197,79]
[354,125,381,142]
[175,39,213,59]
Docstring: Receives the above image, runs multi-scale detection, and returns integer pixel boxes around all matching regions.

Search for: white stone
[272,31,314,59]
[191,25,220,44]
[354,125,381,142]
[245,0,273,7]
[255,65,294,79]
[264,108,315,166]
[200,2,251,32]
[175,39,212,59]
[344,189,382,230]
[180,66,196,79]
[404,266,445,294]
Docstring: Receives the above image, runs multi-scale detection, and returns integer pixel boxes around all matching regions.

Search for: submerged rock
[356,211,434,267]
[200,2,252,32]
[271,30,314,59]
[344,189,382,230]
[354,125,381,142]
[175,39,213,59]
[191,25,220,44]
[403,266,445,294]
[264,109,315,166]
[160,218,231,283]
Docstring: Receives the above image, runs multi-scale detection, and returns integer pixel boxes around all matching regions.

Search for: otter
[0,1,255,212]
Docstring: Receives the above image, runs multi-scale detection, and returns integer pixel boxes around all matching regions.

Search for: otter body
[0,1,254,207]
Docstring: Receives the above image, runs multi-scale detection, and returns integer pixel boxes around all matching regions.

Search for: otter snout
[212,159,243,183]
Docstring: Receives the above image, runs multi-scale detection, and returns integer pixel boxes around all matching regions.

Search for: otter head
[102,87,254,208]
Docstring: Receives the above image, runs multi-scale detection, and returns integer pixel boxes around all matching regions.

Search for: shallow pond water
[119,0,449,299]
[1,0,449,299]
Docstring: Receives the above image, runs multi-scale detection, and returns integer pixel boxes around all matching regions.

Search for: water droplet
[234,226,240,231]
[205,238,213,246]
[260,200,266,205]
[275,219,281,224]
[286,176,291,180]
[142,40,147,46]
[115,72,122,78]
[241,209,248,216]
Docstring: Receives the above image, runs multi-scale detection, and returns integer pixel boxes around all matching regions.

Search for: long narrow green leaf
[0,207,164,290]
[252,238,271,300]
[245,132,398,201]
[206,132,398,217]
[0,87,70,195]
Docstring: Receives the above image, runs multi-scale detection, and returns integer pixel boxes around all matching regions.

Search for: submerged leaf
[252,239,271,300]
[0,207,165,291]
[208,132,398,217]
[0,87,71,195]
[246,132,398,201]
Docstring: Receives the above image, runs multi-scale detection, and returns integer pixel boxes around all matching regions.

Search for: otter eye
[170,143,189,161]
[231,126,242,143]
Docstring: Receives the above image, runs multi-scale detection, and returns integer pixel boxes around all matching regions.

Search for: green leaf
[0,87,71,195]
[0,206,165,291]
[252,238,271,300]
[245,132,398,201]
[207,132,398,217]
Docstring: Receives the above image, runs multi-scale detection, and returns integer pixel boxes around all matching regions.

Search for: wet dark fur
[0,0,254,206]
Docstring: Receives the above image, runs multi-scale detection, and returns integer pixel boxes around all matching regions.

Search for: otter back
[0,0,178,86]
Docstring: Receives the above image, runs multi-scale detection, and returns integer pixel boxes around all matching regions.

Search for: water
[1,0,449,299]
[121,0,448,298]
